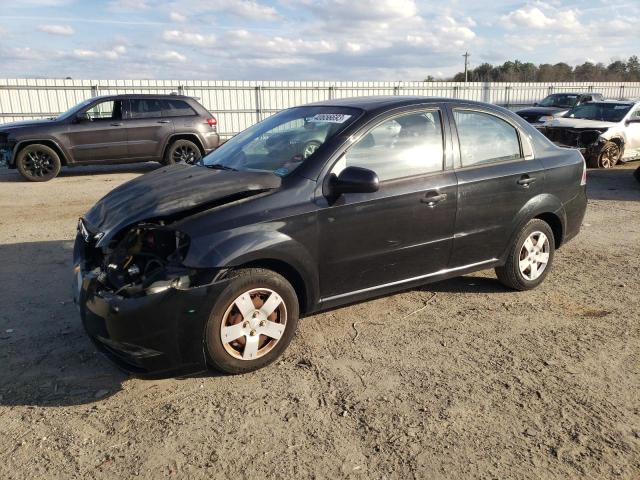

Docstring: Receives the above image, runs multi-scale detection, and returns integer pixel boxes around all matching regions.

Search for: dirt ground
[0,162,638,480]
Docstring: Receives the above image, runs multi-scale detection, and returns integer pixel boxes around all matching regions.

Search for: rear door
[448,106,545,268]
[124,98,174,160]
[65,99,128,162]
[318,108,458,298]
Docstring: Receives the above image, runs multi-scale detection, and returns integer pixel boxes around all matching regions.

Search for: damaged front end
[73,218,230,375]
[541,126,618,164]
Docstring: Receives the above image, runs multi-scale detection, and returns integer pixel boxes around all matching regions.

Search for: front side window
[130,98,164,119]
[339,111,444,181]
[85,100,121,121]
[201,106,360,176]
[454,110,521,167]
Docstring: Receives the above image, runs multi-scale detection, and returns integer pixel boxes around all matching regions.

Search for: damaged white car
[541,100,640,168]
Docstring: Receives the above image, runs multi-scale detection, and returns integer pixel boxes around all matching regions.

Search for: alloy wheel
[23,150,56,179]
[172,145,197,164]
[599,144,619,168]
[519,231,550,281]
[220,288,287,361]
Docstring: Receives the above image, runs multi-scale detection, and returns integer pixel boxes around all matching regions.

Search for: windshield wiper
[203,164,238,171]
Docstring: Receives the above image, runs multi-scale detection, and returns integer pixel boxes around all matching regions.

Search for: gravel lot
[0,162,639,479]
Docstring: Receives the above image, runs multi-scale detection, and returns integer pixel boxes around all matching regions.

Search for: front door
[124,98,174,160]
[449,107,545,268]
[318,109,457,299]
[65,99,127,162]
[623,106,640,159]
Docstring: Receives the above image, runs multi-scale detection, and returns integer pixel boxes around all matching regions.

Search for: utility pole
[462,52,470,82]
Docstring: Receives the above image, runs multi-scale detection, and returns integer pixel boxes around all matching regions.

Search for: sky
[0,0,637,81]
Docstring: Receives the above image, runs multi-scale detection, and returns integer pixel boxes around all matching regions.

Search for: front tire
[496,219,555,291]
[590,141,621,169]
[16,144,61,182]
[205,268,299,374]
[163,139,202,165]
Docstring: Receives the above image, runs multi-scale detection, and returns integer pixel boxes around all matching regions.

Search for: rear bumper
[76,270,230,376]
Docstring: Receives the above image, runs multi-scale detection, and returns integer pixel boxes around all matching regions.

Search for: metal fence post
[178,85,184,95]
[90,85,99,98]
[328,85,334,100]
[619,85,625,99]
[453,85,459,99]
[254,86,262,123]
[505,85,511,108]
[393,85,400,95]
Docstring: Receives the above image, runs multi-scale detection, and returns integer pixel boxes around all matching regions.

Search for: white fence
[1,79,639,138]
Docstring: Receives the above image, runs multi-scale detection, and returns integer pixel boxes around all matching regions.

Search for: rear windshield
[564,103,632,122]
[201,106,361,176]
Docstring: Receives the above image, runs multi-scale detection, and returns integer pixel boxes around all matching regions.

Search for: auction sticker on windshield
[307,113,352,123]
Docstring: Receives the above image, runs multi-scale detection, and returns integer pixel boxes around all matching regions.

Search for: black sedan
[74,96,587,376]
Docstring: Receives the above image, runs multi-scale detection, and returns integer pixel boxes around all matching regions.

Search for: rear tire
[205,268,299,374]
[16,144,61,182]
[496,219,555,291]
[163,139,202,165]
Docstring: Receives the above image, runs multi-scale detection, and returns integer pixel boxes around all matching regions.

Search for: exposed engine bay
[541,126,615,161]
[77,220,219,298]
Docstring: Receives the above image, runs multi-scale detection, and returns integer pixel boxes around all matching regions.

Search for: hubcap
[220,288,287,361]
[519,231,550,281]
[173,145,198,164]
[24,150,54,178]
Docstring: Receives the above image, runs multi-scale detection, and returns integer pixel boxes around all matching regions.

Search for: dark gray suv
[0,94,220,181]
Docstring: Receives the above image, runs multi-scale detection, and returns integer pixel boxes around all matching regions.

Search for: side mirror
[533,102,539,107]
[330,166,379,196]
[74,112,91,123]
[625,118,640,125]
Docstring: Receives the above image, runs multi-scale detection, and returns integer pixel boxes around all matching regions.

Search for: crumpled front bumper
[75,268,230,377]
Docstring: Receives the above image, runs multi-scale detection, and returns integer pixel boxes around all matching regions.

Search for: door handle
[517,175,536,187]
[157,120,171,124]
[421,192,447,206]
[110,122,123,126]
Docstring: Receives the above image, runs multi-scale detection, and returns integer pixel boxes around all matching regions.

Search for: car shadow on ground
[0,162,160,182]
[587,165,640,202]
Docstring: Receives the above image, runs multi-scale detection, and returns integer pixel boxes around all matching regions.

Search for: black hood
[517,106,565,116]
[83,164,281,246]
[0,119,55,131]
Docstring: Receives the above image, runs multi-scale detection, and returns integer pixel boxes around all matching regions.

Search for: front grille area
[518,113,541,123]
[542,127,583,147]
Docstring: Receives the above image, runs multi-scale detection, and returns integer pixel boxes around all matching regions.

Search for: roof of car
[306,95,498,112]
[92,94,196,100]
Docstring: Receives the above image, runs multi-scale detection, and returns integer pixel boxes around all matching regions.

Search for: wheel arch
[504,194,566,260]
[162,133,205,158]
[14,139,69,166]
[235,258,311,315]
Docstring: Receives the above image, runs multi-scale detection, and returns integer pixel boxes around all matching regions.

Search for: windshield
[201,106,361,176]
[538,94,579,108]
[56,98,96,120]
[564,103,632,122]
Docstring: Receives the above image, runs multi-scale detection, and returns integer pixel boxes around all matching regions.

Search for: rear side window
[129,99,164,119]
[342,111,444,181]
[453,110,521,167]
[162,99,196,117]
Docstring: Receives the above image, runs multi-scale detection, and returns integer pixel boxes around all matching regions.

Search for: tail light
[206,117,217,127]
[580,158,587,186]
